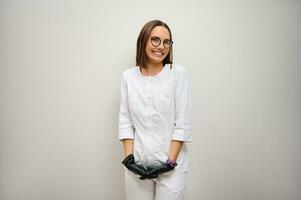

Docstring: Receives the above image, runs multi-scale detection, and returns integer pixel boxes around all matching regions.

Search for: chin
[149,56,166,64]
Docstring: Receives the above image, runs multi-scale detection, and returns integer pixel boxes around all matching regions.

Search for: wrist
[166,159,177,168]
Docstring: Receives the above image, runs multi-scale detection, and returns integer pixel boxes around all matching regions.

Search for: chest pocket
[155,92,173,113]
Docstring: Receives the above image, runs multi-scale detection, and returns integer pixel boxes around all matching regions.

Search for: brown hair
[136,20,173,69]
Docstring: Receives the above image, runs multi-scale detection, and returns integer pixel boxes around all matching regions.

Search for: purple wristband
[166,159,177,167]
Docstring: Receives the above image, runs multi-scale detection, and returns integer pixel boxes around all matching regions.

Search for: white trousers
[124,169,187,200]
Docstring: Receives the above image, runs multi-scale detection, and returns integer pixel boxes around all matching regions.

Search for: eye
[163,39,172,47]
[163,40,170,45]
[151,37,161,46]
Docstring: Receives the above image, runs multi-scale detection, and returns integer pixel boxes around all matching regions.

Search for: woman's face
[145,26,171,66]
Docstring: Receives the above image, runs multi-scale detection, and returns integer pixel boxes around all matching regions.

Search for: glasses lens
[163,40,172,48]
[151,37,160,47]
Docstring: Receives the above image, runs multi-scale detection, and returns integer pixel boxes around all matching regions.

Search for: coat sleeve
[118,72,135,140]
[172,68,192,142]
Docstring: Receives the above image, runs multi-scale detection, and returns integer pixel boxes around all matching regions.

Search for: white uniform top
[119,63,192,172]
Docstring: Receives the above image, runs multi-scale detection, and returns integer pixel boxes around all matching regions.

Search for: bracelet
[166,159,177,167]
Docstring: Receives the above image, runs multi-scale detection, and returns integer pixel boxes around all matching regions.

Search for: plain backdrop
[0,0,300,200]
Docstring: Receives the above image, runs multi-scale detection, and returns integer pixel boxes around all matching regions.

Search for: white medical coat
[119,63,192,172]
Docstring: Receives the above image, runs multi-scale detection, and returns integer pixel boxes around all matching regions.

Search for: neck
[147,61,163,69]
[141,62,164,76]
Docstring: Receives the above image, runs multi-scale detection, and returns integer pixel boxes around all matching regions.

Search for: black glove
[140,161,176,179]
[122,154,146,176]
[139,166,159,180]
[122,154,158,179]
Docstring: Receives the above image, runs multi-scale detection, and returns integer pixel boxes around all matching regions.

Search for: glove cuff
[166,159,177,168]
[122,154,134,165]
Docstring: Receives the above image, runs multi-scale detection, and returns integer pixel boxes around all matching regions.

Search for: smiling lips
[152,50,164,57]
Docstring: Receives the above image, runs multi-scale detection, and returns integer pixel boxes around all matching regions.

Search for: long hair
[136,20,173,69]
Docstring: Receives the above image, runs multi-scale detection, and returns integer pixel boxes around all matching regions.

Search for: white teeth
[153,51,163,56]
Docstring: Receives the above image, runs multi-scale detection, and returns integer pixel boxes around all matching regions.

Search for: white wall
[0,0,300,200]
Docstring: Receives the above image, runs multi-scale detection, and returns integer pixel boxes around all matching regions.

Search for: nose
[157,42,165,49]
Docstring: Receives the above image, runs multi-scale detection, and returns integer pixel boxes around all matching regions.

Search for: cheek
[145,45,153,56]
[145,43,152,51]
[145,48,151,57]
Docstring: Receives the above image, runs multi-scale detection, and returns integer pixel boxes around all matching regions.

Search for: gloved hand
[139,166,159,180]
[122,154,146,176]
[122,154,158,179]
[140,159,177,179]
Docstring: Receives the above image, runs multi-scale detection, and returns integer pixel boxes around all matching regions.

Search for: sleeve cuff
[172,130,192,142]
[118,129,134,140]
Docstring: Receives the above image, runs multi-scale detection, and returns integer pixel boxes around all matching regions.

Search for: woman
[118,19,192,200]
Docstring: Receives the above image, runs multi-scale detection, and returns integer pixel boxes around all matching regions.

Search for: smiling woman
[144,26,172,68]
[119,20,192,200]
[136,20,173,72]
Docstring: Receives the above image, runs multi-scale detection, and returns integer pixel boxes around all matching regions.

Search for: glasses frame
[150,36,173,48]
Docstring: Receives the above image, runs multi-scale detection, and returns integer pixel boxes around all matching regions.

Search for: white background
[1,0,300,199]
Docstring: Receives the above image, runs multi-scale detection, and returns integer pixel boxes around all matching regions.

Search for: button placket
[144,81,153,112]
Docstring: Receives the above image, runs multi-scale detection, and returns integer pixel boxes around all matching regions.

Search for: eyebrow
[151,35,171,40]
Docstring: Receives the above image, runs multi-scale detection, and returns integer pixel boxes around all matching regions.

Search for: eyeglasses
[150,36,173,48]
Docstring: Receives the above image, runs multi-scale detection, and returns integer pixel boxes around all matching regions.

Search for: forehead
[149,26,170,39]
